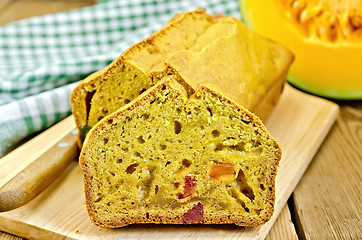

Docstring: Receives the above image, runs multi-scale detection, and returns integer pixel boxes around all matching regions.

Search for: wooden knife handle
[0,129,79,212]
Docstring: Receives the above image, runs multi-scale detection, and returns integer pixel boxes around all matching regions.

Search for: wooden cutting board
[0,84,339,240]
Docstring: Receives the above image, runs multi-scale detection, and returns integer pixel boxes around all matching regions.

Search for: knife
[0,116,79,212]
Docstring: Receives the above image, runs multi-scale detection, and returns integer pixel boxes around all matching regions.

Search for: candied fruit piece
[212,13,224,20]
[178,176,197,199]
[182,202,203,224]
[209,163,235,179]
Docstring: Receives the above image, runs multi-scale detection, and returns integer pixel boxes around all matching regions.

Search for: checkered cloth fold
[0,0,241,157]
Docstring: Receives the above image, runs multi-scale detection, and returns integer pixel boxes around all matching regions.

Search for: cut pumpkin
[240,0,362,99]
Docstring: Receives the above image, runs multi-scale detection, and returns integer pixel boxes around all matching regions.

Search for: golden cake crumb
[79,77,281,228]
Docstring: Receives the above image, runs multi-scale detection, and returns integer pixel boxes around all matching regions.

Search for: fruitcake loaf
[70,9,293,144]
[79,76,282,227]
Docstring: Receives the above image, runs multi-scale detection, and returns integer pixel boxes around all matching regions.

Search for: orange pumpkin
[240,0,362,99]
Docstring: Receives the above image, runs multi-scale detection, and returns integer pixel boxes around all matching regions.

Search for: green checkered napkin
[0,0,241,157]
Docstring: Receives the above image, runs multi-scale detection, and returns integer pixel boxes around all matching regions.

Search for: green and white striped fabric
[0,0,241,157]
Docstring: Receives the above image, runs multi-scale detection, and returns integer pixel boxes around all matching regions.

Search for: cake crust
[70,9,294,146]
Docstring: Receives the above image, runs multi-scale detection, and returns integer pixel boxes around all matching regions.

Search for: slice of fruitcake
[79,76,281,228]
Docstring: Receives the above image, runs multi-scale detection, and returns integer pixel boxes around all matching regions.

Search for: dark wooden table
[0,1,361,239]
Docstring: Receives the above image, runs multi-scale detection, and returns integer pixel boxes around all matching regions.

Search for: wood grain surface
[0,231,24,240]
[0,0,95,25]
[292,103,362,240]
